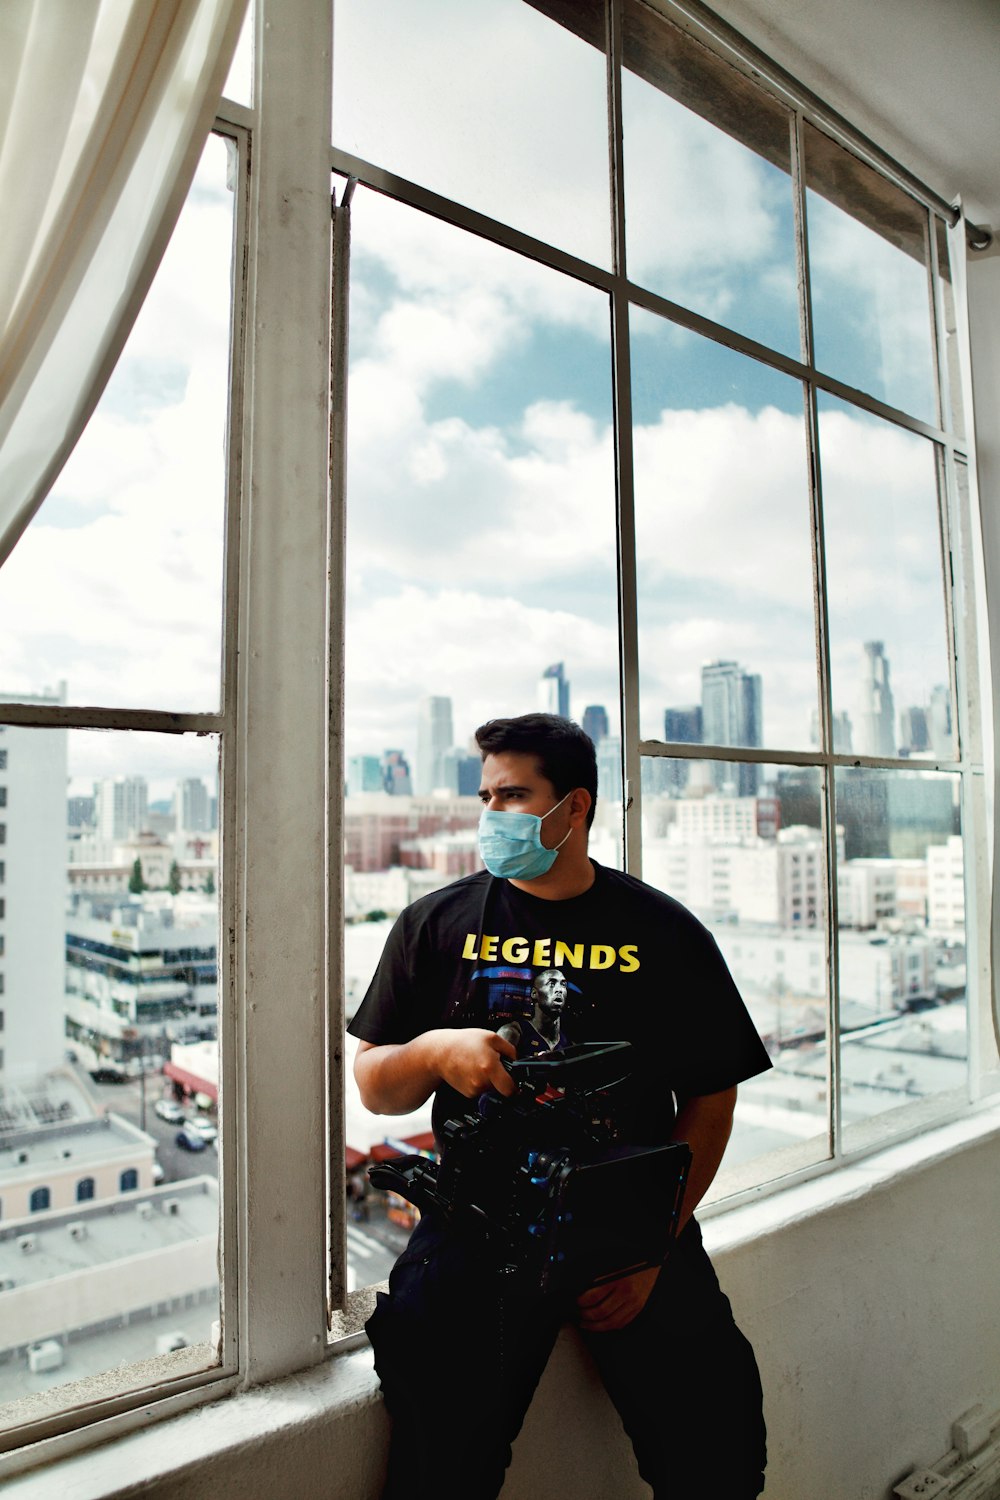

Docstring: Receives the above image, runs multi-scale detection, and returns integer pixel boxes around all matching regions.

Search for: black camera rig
[368,1037,690,1293]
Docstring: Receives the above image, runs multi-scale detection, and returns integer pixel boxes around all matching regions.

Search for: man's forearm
[671,1086,737,1232]
[354,1028,517,1114]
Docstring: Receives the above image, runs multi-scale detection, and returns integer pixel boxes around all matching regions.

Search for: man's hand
[576,1265,660,1333]
[354,1028,517,1114]
[437,1028,518,1100]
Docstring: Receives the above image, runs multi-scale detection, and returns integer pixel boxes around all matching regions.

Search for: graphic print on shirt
[469,963,580,1058]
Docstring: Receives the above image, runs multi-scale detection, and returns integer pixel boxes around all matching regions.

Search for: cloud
[335,0,610,268]
[807,191,936,416]
[621,73,792,317]
[346,585,619,755]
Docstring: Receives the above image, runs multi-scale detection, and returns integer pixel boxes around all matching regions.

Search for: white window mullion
[237,0,333,1385]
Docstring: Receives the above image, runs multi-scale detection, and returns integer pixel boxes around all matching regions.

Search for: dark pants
[366,1213,766,1499]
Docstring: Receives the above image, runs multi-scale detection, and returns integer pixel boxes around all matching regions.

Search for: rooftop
[0,1177,217,1291]
[0,1113,154,1190]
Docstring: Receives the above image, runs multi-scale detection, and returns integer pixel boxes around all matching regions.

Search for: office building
[381,749,412,796]
[95,776,149,843]
[700,661,763,796]
[857,641,896,758]
[538,662,570,718]
[415,695,453,795]
[581,704,609,745]
[177,778,212,834]
[346,755,384,797]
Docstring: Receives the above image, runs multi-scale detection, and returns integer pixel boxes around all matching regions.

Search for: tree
[168,860,182,896]
[128,857,145,894]
[203,870,216,896]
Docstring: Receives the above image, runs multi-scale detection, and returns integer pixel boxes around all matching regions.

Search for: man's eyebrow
[479,783,532,797]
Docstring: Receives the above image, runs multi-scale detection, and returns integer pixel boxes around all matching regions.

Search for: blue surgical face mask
[478,792,573,880]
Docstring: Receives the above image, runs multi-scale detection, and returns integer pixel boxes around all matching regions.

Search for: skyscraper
[663,704,704,795]
[898,706,930,756]
[809,709,853,754]
[441,748,481,796]
[700,661,762,796]
[416,695,454,795]
[857,641,896,758]
[928,684,952,758]
[538,662,570,719]
[582,704,609,745]
[382,749,412,796]
[95,775,149,843]
[177,777,211,833]
[347,755,384,796]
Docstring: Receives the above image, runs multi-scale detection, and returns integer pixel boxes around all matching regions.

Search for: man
[351,713,769,1498]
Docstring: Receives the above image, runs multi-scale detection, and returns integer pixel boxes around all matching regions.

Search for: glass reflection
[835,768,966,1132]
[333,0,610,267]
[622,0,798,354]
[631,314,816,751]
[0,135,233,713]
[805,123,936,421]
[640,758,828,1175]
[819,395,953,760]
[0,728,221,1420]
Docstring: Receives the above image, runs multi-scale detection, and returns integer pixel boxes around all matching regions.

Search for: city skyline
[344,638,956,797]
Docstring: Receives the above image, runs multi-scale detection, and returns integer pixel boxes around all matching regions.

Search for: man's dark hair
[474,714,598,828]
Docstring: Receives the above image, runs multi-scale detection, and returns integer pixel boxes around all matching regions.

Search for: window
[0,126,234,1439]
[334,0,994,1238]
[29,1188,50,1213]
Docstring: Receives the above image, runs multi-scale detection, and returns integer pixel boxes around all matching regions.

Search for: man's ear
[570,787,592,827]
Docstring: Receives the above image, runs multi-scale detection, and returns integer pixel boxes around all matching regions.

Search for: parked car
[184,1116,217,1145]
[175,1126,208,1152]
[154,1099,184,1124]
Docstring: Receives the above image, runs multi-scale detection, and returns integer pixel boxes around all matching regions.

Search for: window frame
[329,0,993,1194]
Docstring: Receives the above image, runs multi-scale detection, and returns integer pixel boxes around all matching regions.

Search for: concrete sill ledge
[7,1101,1000,1500]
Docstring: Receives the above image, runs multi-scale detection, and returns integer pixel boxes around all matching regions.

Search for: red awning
[345,1145,367,1170]
[369,1131,436,1163]
[163,1060,218,1102]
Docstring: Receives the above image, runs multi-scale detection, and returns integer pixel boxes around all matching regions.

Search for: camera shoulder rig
[369,1039,691,1293]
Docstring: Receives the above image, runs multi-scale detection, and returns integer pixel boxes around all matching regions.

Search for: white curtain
[0,0,248,568]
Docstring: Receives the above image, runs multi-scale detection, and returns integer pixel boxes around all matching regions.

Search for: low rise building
[0,1106,157,1220]
[65,895,218,1074]
[0,1177,217,1390]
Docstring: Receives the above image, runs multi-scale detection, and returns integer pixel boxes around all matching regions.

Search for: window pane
[623,0,798,355]
[345,188,619,795]
[835,768,966,1142]
[341,188,620,1289]
[333,0,610,268]
[0,135,234,713]
[640,758,830,1189]
[222,0,253,106]
[805,124,936,421]
[936,216,965,440]
[819,396,953,759]
[631,314,816,752]
[0,726,221,1427]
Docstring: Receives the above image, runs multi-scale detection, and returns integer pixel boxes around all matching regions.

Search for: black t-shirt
[349,862,771,1145]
